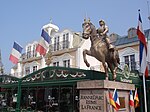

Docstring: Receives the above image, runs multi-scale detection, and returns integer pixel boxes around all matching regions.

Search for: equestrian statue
[82,18,120,80]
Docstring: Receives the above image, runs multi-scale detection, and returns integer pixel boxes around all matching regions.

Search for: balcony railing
[22,50,37,60]
[51,41,70,52]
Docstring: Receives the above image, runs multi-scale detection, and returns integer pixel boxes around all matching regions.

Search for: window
[54,36,60,51]
[63,60,70,67]
[25,67,30,75]
[27,46,31,59]
[124,54,136,71]
[63,33,69,49]
[57,36,60,50]
[33,44,37,57]
[53,62,59,66]
[33,66,37,72]
[124,56,129,67]
[130,55,136,70]
[119,97,125,109]
[54,37,57,51]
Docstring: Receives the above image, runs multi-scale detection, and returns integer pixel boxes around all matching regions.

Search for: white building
[11,20,150,78]
[11,21,100,78]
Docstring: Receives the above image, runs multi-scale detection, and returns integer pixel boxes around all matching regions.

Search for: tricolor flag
[113,89,120,110]
[129,90,134,107]
[109,91,117,110]
[9,42,23,64]
[137,10,149,77]
[36,29,51,56]
[134,88,139,108]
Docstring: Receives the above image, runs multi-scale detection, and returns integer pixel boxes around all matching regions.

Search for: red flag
[36,29,51,56]
[129,90,134,107]
[113,89,120,110]
[9,42,23,64]
[137,11,149,77]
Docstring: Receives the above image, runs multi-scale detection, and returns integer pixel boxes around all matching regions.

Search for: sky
[0,0,150,73]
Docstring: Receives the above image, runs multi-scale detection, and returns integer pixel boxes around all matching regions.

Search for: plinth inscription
[80,90,104,112]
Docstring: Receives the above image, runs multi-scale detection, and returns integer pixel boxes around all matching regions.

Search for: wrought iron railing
[21,50,37,60]
[21,41,70,60]
[51,41,70,52]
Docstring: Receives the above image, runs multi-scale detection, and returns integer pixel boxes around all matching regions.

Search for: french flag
[129,90,134,107]
[9,42,23,64]
[36,29,51,56]
[137,10,149,77]
[113,89,120,111]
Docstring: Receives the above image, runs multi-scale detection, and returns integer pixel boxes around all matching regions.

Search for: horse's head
[82,19,92,39]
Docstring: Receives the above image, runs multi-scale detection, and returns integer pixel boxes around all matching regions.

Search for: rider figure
[97,19,114,50]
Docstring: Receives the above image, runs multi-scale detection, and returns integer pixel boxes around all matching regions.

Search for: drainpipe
[16,79,21,112]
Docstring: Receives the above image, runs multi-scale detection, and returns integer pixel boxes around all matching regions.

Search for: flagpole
[142,72,148,112]
[138,9,148,112]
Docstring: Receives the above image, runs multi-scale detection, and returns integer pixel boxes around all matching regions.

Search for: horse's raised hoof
[86,62,90,67]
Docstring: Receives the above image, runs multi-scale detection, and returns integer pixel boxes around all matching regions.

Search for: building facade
[4,21,150,112]
[112,27,150,74]
[11,21,100,78]
[10,21,150,78]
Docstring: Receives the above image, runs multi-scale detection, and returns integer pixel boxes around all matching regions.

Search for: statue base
[77,80,135,112]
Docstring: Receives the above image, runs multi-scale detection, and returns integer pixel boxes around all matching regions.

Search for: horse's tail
[114,49,120,64]
[117,56,120,64]
[114,48,120,64]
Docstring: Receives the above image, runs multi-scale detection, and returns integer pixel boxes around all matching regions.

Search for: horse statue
[82,19,120,80]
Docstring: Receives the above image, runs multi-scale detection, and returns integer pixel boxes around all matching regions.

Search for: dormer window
[54,36,60,51]
[33,44,37,57]
[63,33,69,49]
[27,46,31,59]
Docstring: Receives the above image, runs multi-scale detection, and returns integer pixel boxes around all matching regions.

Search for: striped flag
[134,88,139,108]
[113,89,120,110]
[109,91,117,110]
[137,11,149,77]
[36,29,51,56]
[129,90,134,107]
[9,42,23,64]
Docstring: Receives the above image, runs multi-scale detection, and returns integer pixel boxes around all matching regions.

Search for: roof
[114,29,150,46]
[115,36,138,46]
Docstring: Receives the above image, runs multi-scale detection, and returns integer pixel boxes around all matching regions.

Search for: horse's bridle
[82,22,92,38]
[82,22,99,40]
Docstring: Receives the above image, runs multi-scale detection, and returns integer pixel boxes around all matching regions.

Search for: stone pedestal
[77,80,135,112]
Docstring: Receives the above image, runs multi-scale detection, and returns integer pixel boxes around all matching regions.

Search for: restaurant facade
[0,66,149,112]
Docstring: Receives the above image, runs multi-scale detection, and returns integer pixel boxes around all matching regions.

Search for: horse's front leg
[83,49,92,67]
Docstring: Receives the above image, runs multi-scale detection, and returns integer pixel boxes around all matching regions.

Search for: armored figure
[97,20,114,50]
